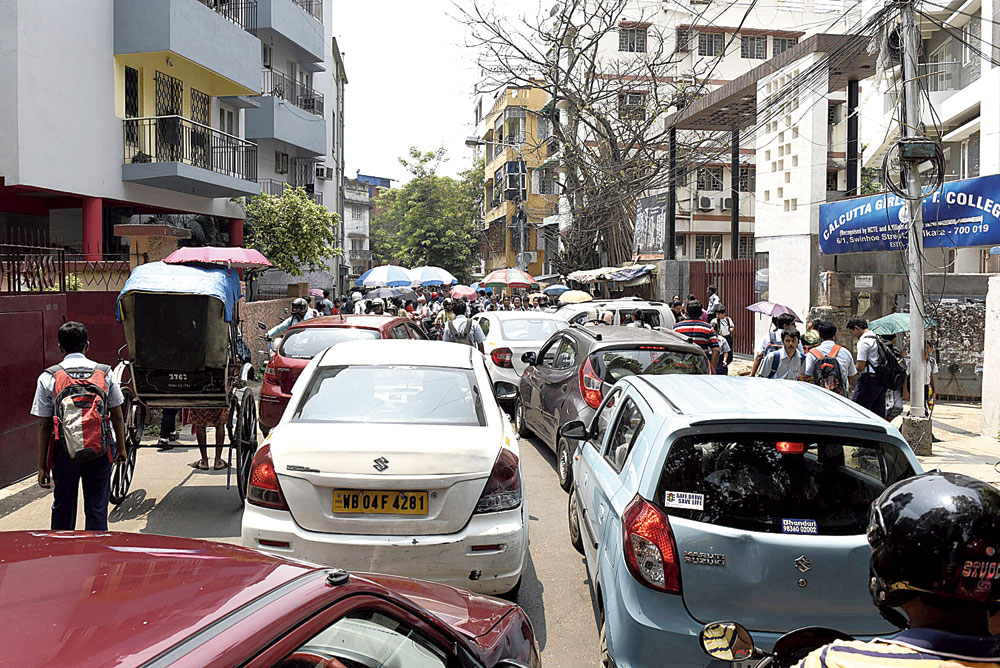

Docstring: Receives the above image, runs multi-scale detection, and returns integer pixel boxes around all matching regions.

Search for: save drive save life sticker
[664,491,704,511]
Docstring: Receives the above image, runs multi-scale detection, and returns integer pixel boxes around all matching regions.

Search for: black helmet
[869,472,1000,618]
[291,297,308,315]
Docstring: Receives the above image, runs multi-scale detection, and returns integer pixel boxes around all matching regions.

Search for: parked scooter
[699,621,852,668]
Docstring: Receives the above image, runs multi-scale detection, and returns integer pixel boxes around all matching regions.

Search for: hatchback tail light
[580,356,603,409]
[263,364,278,385]
[491,347,514,369]
[474,448,521,514]
[622,495,681,593]
[247,444,289,510]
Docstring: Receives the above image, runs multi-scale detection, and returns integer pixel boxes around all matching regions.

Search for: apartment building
[0,0,347,288]
[343,177,372,280]
[475,85,556,276]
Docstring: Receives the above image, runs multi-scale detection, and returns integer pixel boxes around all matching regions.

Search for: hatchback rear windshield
[293,365,486,426]
[279,327,381,359]
[655,434,915,535]
[500,318,565,341]
[591,347,709,383]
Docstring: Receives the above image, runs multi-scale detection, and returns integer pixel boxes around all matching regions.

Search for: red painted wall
[65,291,127,368]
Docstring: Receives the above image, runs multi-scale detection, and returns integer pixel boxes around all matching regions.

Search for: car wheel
[514,399,530,438]
[499,576,522,601]
[556,436,574,491]
[600,616,616,668]
[568,486,584,554]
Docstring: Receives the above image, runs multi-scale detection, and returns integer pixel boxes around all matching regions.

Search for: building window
[773,37,797,55]
[619,92,647,120]
[350,204,362,220]
[694,234,723,259]
[505,107,527,144]
[827,170,840,191]
[619,27,647,53]
[124,66,140,146]
[505,161,526,200]
[697,167,724,191]
[537,116,552,139]
[962,25,973,64]
[676,29,692,52]
[741,35,766,59]
[219,107,236,135]
[738,235,754,259]
[828,104,840,125]
[738,166,755,192]
[539,172,558,195]
[675,235,687,259]
[698,32,725,57]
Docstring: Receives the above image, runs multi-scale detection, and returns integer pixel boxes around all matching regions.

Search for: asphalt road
[0,429,601,667]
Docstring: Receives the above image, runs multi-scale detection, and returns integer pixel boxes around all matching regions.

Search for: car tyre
[568,486,584,554]
[600,616,616,668]
[556,436,574,491]
[514,399,530,438]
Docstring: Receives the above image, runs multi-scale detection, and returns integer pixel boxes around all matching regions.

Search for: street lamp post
[466,136,528,271]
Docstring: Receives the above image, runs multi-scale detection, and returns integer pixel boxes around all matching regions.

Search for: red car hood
[359,572,515,639]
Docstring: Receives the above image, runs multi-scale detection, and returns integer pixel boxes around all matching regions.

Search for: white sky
[334,0,543,183]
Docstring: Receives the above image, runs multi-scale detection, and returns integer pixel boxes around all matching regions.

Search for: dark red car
[0,532,539,668]
[260,314,427,432]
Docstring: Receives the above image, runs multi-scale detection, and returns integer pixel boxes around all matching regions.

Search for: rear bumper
[242,503,528,595]
[259,383,290,429]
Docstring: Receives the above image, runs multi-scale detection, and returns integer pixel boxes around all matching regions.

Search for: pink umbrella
[163,246,272,269]
[450,285,478,299]
[483,267,538,289]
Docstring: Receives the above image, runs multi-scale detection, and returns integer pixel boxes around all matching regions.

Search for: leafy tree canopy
[371,148,483,283]
[245,187,341,276]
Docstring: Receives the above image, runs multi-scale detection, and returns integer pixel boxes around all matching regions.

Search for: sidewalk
[903,402,1000,484]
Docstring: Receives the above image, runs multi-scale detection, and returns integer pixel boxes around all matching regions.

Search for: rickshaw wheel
[110,388,142,506]
[226,398,239,444]
[234,392,259,500]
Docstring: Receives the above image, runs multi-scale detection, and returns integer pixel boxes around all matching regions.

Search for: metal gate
[689,258,757,355]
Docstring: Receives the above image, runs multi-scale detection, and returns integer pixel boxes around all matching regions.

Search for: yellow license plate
[332,490,429,515]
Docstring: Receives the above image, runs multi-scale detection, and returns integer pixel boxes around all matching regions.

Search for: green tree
[244,187,341,276]
[371,148,482,283]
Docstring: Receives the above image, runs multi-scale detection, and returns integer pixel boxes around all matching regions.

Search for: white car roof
[316,340,476,369]
[481,311,565,321]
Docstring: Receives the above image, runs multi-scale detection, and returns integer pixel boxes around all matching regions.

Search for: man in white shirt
[751,313,798,376]
[761,329,807,380]
[706,285,721,316]
[442,301,486,353]
[848,316,886,418]
[713,306,735,365]
[30,321,126,530]
[803,320,858,395]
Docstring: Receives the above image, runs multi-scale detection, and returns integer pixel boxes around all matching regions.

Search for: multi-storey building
[0,0,347,289]
[343,177,372,280]
[475,85,556,276]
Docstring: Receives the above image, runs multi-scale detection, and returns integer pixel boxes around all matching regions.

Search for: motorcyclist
[267,297,316,339]
[435,298,456,328]
[795,471,1000,667]
[368,298,385,315]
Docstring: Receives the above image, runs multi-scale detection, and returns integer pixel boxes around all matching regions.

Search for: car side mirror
[521,351,537,365]
[699,621,756,662]
[257,322,267,330]
[493,383,517,400]
[559,420,588,440]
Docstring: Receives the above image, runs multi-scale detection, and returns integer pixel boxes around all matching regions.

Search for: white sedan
[241,339,527,596]
[472,310,568,406]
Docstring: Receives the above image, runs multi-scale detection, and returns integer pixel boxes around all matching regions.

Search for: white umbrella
[355,264,411,287]
[408,266,458,286]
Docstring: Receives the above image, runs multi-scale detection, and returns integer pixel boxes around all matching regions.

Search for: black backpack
[872,336,907,391]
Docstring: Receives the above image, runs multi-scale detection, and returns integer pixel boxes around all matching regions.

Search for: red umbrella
[450,285,478,300]
[483,268,538,289]
[163,246,272,269]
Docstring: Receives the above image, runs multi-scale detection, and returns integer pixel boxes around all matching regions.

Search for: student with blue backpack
[750,313,798,376]
[761,329,807,380]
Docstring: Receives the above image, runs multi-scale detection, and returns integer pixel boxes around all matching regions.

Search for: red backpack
[809,345,846,395]
[48,364,113,462]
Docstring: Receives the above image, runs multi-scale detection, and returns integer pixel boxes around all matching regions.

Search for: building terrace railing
[257,179,323,205]
[198,0,257,33]
[124,116,258,183]
[291,0,322,22]
[349,249,372,261]
[262,69,325,117]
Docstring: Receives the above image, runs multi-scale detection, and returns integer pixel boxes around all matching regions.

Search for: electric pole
[899,0,930,442]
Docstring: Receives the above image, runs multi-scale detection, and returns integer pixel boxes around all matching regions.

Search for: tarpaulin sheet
[116,261,242,322]
[568,264,655,283]
[605,264,655,282]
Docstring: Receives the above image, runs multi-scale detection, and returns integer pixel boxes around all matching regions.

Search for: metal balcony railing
[262,69,325,117]
[349,249,372,261]
[257,179,323,204]
[198,0,257,33]
[124,116,257,182]
[292,0,322,21]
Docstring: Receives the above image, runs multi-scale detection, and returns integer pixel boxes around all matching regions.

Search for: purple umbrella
[746,300,802,322]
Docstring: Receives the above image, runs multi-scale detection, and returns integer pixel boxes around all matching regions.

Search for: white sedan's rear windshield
[280,327,381,359]
[499,318,565,341]
[293,365,486,426]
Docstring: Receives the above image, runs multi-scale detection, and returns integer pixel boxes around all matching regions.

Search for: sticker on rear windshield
[664,491,704,511]
[782,518,818,535]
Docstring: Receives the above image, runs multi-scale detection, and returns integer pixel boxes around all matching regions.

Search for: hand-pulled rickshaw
[111,260,259,504]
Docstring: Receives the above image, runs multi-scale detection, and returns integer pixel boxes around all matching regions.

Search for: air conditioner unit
[274,151,289,174]
[315,164,328,180]
[720,197,734,211]
[524,251,538,264]
[697,196,715,211]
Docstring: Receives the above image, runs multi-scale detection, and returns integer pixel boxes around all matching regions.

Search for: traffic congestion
[5,256,997,668]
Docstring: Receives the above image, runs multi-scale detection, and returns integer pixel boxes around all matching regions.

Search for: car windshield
[293,365,486,426]
[279,327,381,359]
[499,318,565,341]
[591,347,709,382]
[655,434,916,535]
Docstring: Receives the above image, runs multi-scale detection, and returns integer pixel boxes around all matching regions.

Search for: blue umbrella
[543,284,570,295]
[408,266,458,286]
[356,264,411,287]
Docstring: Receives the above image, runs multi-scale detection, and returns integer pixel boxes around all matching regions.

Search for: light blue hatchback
[563,375,922,668]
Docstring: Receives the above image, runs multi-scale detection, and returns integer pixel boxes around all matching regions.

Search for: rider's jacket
[267,309,317,339]
[796,629,1000,668]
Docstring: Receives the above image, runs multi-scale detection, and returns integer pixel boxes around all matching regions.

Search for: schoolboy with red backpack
[30,321,126,530]
[803,320,858,396]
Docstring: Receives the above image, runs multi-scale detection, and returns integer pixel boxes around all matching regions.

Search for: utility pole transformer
[899,0,931,447]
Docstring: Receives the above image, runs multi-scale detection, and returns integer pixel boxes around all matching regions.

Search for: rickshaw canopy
[116,261,242,323]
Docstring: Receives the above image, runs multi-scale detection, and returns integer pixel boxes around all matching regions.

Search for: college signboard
[818,173,1000,254]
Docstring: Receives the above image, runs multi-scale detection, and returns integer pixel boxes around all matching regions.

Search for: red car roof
[0,532,528,666]
[288,314,405,330]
